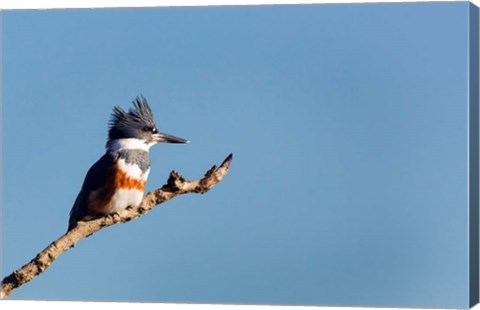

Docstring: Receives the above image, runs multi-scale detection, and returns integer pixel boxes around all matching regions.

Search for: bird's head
[107,96,189,149]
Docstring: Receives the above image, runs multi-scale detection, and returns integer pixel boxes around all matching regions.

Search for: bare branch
[1,154,233,299]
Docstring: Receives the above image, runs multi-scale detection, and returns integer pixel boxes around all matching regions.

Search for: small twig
[1,154,233,299]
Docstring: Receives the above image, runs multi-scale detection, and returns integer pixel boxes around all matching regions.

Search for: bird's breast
[116,157,150,183]
[88,156,150,215]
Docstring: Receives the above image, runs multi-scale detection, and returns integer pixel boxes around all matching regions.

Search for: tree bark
[1,154,233,299]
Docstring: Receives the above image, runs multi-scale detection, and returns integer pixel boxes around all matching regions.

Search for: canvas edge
[469,2,480,308]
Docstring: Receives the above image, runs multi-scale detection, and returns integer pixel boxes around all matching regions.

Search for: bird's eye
[143,126,152,132]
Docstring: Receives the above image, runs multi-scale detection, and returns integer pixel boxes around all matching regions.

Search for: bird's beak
[152,132,189,144]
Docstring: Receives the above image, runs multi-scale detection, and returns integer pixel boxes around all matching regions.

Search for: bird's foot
[107,212,122,223]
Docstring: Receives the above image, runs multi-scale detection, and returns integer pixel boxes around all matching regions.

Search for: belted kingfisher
[68,96,188,231]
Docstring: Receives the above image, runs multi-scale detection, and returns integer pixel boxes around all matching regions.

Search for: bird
[68,96,188,231]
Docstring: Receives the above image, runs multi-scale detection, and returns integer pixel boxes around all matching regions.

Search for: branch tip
[221,153,233,169]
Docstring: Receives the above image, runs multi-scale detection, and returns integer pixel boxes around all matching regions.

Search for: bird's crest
[108,96,157,141]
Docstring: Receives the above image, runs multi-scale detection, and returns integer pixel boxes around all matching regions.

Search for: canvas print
[1,2,479,309]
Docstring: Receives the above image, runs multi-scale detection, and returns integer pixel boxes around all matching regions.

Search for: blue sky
[1,2,474,308]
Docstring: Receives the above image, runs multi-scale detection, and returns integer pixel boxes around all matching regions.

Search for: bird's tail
[67,194,85,232]
[67,216,78,232]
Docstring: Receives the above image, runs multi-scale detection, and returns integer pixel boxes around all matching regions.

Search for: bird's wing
[68,152,117,230]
